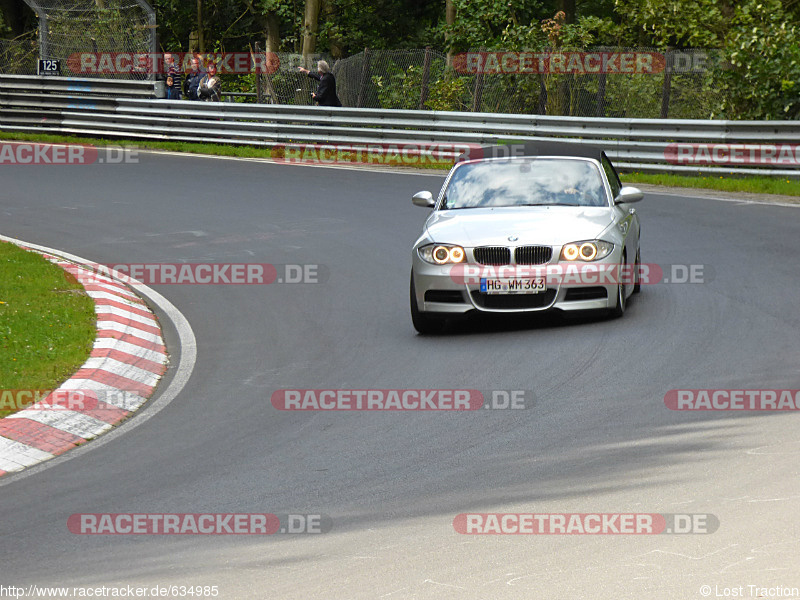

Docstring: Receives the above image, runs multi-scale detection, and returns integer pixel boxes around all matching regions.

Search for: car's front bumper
[412,257,620,314]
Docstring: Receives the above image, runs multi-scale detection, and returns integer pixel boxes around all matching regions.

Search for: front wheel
[609,253,627,319]
[410,274,446,334]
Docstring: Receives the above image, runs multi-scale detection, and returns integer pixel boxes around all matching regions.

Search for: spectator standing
[183,58,204,101]
[297,60,342,107]
[197,63,222,102]
[163,53,182,100]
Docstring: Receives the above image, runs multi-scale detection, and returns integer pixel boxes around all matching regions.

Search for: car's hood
[425,206,615,247]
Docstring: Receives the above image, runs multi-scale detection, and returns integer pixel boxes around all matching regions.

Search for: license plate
[480,277,546,294]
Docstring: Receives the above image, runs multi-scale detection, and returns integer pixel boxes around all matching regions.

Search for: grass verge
[0,241,96,418]
[621,172,800,197]
[0,130,277,160]
[2,130,799,195]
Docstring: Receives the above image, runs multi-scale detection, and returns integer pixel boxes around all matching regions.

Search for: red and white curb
[0,248,169,476]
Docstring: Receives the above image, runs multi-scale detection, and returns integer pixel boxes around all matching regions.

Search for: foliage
[715,0,800,119]
[424,73,470,111]
[372,60,471,112]
[0,33,37,75]
[442,0,547,51]
[373,64,422,110]
[613,0,728,47]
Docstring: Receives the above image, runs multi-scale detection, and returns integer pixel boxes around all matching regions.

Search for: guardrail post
[661,49,673,119]
[596,72,606,117]
[356,47,370,108]
[123,0,158,81]
[471,69,484,112]
[418,46,432,110]
[538,75,547,114]
[40,16,49,61]
[255,42,263,103]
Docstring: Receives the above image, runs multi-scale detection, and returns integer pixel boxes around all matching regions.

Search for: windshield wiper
[516,202,580,207]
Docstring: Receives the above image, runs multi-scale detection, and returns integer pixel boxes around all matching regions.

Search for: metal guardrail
[1,74,798,176]
[221,92,260,100]
[0,74,156,96]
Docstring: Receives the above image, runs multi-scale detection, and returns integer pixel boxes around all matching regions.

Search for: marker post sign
[38,59,61,76]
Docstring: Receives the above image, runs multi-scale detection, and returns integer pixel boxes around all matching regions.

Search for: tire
[609,252,627,318]
[633,248,641,294]
[410,273,446,334]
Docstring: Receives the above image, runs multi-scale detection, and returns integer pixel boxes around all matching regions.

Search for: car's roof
[456,142,606,163]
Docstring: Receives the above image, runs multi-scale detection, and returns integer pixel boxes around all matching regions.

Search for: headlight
[418,244,466,265]
[559,240,614,262]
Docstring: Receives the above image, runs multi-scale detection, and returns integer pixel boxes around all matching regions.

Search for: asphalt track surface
[1,152,799,599]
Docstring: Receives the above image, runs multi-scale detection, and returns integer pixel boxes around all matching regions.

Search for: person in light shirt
[197,63,221,102]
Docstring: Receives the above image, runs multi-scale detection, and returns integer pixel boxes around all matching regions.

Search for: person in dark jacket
[183,57,204,101]
[297,61,342,107]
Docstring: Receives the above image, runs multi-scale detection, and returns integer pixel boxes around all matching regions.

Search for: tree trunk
[445,0,456,66]
[244,0,280,53]
[558,0,575,24]
[323,0,342,58]
[265,11,280,53]
[197,0,205,52]
[0,0,32,38]
[302,0,321,66]
[242,0,280,104]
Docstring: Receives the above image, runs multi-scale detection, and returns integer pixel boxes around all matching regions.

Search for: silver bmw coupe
[410,142,643,334]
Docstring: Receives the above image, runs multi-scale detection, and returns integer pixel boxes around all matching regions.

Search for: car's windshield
[441,157,607,209]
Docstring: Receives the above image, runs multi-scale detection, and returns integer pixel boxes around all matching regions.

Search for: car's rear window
[442,158,607,209]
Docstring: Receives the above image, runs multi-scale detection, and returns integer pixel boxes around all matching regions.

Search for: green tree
[613,0,730,47]
[717,0,800,119]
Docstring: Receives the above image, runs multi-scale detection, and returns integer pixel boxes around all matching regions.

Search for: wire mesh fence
[256,48,724,118]
[17,0,155,79]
